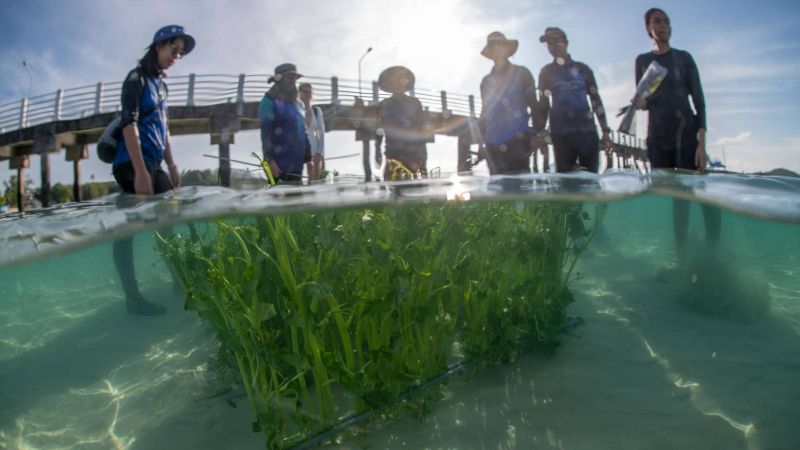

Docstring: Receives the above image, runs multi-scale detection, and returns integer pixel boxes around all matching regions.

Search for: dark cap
[152,25,196,55]
[269,63,303,83]
[539,27,568,43]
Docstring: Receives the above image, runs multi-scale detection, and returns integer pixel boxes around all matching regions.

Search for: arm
[581,64,613,150]
[164,131,180,187]
[374,103,384,164]
[119,70,153,195]
[633,55,647,110]
[686,53,707,169]
[317,107,326,156]
[520,67,539,129]
[259,97,281,178]
[535,66,550,134]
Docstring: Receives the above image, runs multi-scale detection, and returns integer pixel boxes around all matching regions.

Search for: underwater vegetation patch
[158,201,597,448]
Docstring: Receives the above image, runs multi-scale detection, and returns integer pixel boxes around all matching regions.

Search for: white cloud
[712,131,752,147]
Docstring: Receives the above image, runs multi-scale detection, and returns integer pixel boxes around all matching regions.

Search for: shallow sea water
[0,172,798,450]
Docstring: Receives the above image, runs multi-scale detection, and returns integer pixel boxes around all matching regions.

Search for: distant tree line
[1,168,265,210]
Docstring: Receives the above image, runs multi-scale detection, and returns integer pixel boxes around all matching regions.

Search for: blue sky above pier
[1,0,799,183]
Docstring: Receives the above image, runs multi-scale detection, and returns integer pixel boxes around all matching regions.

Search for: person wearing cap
[259,63,311,183]
[634,8,719,268]
[110,25,195,316]
[374,66,428,180]
[479,31,539,175]
[298,82,326,181]
[537,27,613,173]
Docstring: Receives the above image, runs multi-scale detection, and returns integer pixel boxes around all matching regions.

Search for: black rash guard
[636,48,706,151]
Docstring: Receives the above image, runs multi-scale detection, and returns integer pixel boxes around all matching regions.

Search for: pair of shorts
[552,131,599,173]
[647,122,699,170]
[485,135,531,175]
[113,161,173,194]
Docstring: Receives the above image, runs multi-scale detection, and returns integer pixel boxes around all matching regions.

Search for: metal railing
[0,74,484,133]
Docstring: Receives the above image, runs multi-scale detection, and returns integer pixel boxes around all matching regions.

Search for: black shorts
[647,124,699,170]
[552,131,599,173]
[486,135,531,175]
[113,161,173,194]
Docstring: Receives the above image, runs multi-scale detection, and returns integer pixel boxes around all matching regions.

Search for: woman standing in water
[634,8,720,267]
[112,25,195,315]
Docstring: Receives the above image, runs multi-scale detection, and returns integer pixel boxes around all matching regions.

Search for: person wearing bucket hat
[110,25,195,316]
[479,31,540,175]
[374,66,428,180]
[259,63,311,183]
[536,26,613,173]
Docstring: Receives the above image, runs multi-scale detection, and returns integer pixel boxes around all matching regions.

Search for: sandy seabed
[1,215,799,450]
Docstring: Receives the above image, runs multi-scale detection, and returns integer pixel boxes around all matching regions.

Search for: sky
[1,0,799,186]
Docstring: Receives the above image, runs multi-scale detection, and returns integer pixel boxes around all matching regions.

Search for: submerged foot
[655,263,683,283]
[126,298,167,316]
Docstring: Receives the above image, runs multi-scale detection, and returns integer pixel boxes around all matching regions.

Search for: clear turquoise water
[0,173,798,450]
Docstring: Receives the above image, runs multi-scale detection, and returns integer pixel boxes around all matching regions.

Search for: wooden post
[65,144,89,202]
[19,98,28,128]
[34,129,56,208]
[94,82,104,114]
[10,155,29,212]
[331,76,339,105]
[17,167,25,211]
[362,139,372,182]
[457,134,471,173]
[54,89,63,120]
[212,130,234,187]
[187,73,196,106]
[236,73,246,115]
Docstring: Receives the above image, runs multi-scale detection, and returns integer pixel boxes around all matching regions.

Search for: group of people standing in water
[109,7,718,315]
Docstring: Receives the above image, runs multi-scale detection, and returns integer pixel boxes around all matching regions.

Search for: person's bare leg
[673,198,690,265]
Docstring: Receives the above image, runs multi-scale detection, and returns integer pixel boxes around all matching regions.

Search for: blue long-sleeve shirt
[259,93,310,179]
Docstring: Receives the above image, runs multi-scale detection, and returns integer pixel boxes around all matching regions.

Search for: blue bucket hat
[152,25,195,55]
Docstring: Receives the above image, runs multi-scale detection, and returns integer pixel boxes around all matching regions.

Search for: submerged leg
[113,236,166,316]
[672,198,690,265]
[701,204,722,257]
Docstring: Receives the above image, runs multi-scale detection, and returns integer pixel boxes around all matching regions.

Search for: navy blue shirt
[113,67,168,167]
[259,92,310,179]
[376,94,427,149]
[538,57,609,134]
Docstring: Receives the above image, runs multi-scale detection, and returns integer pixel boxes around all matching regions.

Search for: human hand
[695,144,707,171]
[168,163,181,188]
[601,131,614,154]
[633,97,647,110]
[134,170,154,195]
[268,160,282,179]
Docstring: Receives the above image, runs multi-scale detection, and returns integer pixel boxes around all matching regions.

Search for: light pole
[358,47,372,100]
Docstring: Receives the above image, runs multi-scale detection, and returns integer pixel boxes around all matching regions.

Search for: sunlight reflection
[446,174,471,202]
[642,338,759,449]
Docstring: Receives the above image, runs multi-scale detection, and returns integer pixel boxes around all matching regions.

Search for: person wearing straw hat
[111,24,195,315]
[479,31,540,175]
[537,27,613,173]
[375,66,428,180]
[259,63,311,183]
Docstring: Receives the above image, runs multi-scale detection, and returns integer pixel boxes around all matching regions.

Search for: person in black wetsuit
[634,8,720,266]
